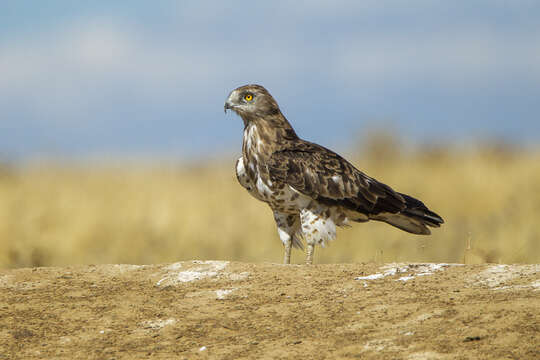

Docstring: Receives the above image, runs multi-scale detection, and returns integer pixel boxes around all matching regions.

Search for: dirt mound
[1,261,539,359]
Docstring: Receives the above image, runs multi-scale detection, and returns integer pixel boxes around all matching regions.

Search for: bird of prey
[224,84,443,264]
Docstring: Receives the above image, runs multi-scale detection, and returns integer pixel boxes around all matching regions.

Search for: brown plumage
[225,84,443,264]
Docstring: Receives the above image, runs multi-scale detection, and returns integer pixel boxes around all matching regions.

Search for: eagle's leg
[306,243,315,265]
[283,241,292,264]
[273,212,301,265]
[300,207,336,265]
[300,208,318,265]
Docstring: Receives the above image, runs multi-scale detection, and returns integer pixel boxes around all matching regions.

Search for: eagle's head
[224,84,281,120]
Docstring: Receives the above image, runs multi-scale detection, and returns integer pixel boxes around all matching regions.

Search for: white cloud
[0,18,305,124]
[67,21,135,70]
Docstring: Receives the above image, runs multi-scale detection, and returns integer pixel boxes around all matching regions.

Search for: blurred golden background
[3,3,540,267]
[2,132,539,268]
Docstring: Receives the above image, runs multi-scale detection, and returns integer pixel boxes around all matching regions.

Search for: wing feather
[267,141,406,215]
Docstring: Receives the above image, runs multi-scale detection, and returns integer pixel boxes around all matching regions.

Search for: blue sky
[1,1,539,161]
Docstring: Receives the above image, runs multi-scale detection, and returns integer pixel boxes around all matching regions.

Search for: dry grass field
[1,141,539,268]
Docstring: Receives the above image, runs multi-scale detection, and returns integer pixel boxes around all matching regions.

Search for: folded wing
[267,141,443,234]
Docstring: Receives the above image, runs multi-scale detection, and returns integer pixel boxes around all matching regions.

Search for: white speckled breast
[235,156,311,214]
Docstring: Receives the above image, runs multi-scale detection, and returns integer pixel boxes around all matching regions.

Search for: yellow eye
[244,94,253,101]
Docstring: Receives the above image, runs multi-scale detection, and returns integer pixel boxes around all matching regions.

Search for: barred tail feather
[371,193,444,235]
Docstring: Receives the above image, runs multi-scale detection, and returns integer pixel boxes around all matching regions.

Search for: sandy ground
[1,261,539,359]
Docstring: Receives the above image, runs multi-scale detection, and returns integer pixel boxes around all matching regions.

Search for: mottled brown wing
[267,141,406,214]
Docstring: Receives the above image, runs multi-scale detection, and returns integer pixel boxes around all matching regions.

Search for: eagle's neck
[241,112,298,176]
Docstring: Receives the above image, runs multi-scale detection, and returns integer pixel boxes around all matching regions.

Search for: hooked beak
[224,101,232,113]
[224,89,239,113]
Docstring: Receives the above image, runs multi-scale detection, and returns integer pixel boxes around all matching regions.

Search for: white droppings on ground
[215,289,235,299]
[110,264,145,273]
[474,265,510,287]
[199,346,207,352]
[155,261,250,287]
[228,271,250,281]
[176,261,228,283]
[355,265,409,281]
[355,273,386,280]
[165,262,183,271]
[356,263,461,282]
[156,261,229,286]
[175,270,212,283]
[396,264,459,281]
[141,318,176,330]
[473,264,540,291]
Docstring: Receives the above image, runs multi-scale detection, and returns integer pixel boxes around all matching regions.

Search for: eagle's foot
[306,244,314,265]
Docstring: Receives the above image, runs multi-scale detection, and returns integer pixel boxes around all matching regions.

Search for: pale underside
[236,155,366,264]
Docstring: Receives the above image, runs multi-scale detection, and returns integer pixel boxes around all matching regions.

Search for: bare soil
[1,261,539,359]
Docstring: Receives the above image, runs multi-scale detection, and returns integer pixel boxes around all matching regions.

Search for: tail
[371,193,444,235]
